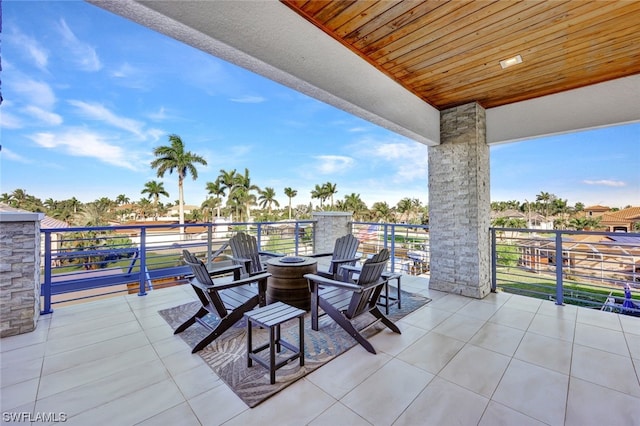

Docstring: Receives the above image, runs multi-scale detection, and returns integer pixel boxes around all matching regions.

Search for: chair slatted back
[328,234,360,275]
[346,249,389,319]
[229,232,264,274]
[182,250,228,317]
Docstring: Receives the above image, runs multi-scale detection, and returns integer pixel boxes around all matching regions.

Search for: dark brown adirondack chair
[310,234,361,280]
[175,250,270,353]
[228,232,283,276]
[304,248,400,354]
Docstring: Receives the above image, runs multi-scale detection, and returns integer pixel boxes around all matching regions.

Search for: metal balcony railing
[491,228,640,316]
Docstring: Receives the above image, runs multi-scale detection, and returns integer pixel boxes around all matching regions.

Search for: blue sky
[1,1,639,210]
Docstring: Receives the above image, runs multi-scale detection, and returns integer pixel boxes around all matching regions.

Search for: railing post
[138,227,147,296]
[256,223,262,250]
[206,223,213,268]
[294,222,300,256]
[555,231,564,305]
[42,230,53,314]
[490,228,497,292]
[389,225,396,273]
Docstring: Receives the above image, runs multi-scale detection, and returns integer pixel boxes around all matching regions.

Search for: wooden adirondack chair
[228,232,283,276]
[304,248,400,354]
[310,234,361,280]
[175,250,270,353]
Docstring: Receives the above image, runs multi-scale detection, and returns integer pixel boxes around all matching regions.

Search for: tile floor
[1,275,639,425]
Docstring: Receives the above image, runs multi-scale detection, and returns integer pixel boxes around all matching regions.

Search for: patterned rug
[158,289,430,408]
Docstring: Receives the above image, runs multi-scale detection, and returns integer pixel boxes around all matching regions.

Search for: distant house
[599,206,640,232]
[491,209,552,230]
[583,205,611,218]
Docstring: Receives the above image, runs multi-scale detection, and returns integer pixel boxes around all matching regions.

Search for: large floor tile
[308,402,372,426]
[566,377,640,426]
[306,346,392,399]
[571,344,640,397]
[479,401,547,426]
[188,380,249,425]
[489,306,535,330]
[576,307,622,331]
[222,379,335,426]
[341,358,433,426]
[396,331,465,375]
[457,299,502,321]
[574,322,629,356]
[469,321,525,356]
[399,306,452,331]
[430,312,485,342]
[514,332,572,374]
[492,359,568,425]
[369,322,427,356]
[393,376,488,426]
[619,313,640,336]
[137,402,201,426]
[527,312,576,342]
[438,344,510,397]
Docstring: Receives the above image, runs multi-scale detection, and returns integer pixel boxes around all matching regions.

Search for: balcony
[2,272,639,424]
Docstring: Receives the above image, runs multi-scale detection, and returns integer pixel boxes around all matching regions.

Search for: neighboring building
[599,206,640,232]
[583,205,611,218]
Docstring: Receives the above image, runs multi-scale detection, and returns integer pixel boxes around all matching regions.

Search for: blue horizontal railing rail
[40,220,315,313]
[351,222,430,274]
[490,227,640,316]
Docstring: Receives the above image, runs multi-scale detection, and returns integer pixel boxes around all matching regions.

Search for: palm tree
[115,194,130,206]
[150,134,207,231]
[141,180,169,220]
[311,184,330,209]
[323,182,338,209]
[136,198,153,220]
[536,191,554,219]
[258,187,279,215]
[371,201,394,222]
[341,193,368,220]
[284,187,297,220]
[229,168,260,222]
[201,197,220,222]
[217,169,238,218]
[205,179,226,218]
[75,202,111,226]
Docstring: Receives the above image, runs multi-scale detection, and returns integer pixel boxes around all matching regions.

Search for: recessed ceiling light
[500,55,523,69]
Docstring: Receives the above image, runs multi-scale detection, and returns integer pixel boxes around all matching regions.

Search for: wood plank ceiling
[282,0,640,110]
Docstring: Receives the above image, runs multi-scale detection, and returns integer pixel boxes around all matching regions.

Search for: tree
[141,180,169,220]
[150,134,207,231]
[371,201,394,222]
[115,194,130,206]
[201,197,220,222]
[258,187,279,215]
[75,202,111,226]
[205,179,226,218]
[284,187,297,220]
[229,168,260,222]
[217,169,238,219]
[323,182,338,208]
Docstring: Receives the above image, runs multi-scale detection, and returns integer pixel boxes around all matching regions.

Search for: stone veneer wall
[312,212,353,254]
[428,102,491,298]
[0,211,42,337]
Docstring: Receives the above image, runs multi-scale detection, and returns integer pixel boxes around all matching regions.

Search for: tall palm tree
[536,191,553,219]
[323,182,338,209]
[258,187,280,215]
[115,194,130,206]
[229,168,260,222]
[284,187,297,220]
[141,180,169,220]
[371,201,394,222]
[201,197,220,222]
[151,134,207,231]
[205,179,226,218]
[311,184,326,209]
[342,193,368,220]
[217,169,237,218]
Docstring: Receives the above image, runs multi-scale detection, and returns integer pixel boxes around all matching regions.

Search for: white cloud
[23,106,63,126]
[28,129,137,170]
[314,155,354,174]
[0,146,32,164]
[8,26,48,71]
[13,77,56,109]
[58,19,102,72]
[348,136,428,183]
[0,110,24,129]
[229,95,266,104]
[583,179,626,187]
[68,100,148,139]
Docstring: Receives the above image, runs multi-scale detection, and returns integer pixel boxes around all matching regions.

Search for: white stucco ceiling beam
[89,0,440,146]
[486,74,640,144]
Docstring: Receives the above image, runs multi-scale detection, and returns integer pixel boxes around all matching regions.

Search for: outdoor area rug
[158,289,430,408]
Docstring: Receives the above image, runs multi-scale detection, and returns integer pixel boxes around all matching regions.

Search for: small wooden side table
[245,302,305,384]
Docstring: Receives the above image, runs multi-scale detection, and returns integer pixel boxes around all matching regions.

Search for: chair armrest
[213,272,271,290]
[307,252,333,258]
[258,251,284,258]
[208,264,243,280]
[304,273,362,292]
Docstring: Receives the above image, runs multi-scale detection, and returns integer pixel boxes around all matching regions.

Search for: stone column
[428,102,491,298]
[0,210,42,337]
[312,212,353,253]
